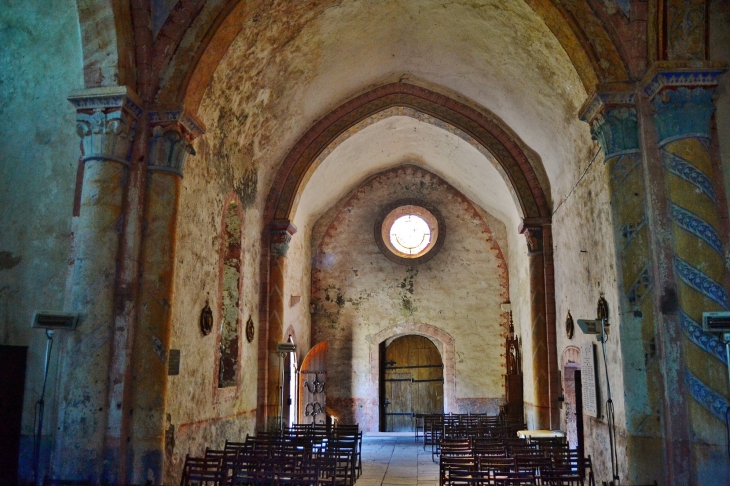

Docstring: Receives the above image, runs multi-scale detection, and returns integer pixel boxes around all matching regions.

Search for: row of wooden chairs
[438,438,595,485]
[180,424,362,486]
[424,414,527,453]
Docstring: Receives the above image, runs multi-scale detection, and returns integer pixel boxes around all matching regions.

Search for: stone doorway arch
[370,323,456,429]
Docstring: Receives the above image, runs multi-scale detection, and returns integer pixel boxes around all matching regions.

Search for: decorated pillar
[519,222,550,429]
[265,220,297,430]
[580,86,665,483]
[57,87,142,480]
[642,66,729,481]
[128,109,204,484]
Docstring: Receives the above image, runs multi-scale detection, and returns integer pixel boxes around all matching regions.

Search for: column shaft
[641,66,729,484]
[56,160,126,479]
[57,88,142,481]
[522,225,550,429]
[129,171,180,483]
[265,221,296,431]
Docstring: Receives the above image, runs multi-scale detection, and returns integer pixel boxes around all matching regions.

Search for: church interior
[2,0,730,484]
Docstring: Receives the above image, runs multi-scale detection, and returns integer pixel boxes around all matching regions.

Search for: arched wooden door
[299,341,327,425]
[382,335,443,432]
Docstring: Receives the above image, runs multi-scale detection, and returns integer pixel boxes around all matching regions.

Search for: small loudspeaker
[702,312,730,334]
[276,342,297,353]
[31,311,79,330]
[577,318,609,337]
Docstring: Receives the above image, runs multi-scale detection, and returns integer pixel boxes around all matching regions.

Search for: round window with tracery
[375,201,444,264]
[390,214,431,256]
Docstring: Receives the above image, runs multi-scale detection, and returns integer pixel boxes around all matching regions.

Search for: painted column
[642,66,729,482]
[580,87,664,483]
[266,221,296,431]
[519,223,550,429]
[56,87,142,480]
[128,109,204,484]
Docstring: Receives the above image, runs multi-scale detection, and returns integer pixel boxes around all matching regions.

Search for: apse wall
[0,0,83,479]
[308,165,509,430]
[164,119,262,478]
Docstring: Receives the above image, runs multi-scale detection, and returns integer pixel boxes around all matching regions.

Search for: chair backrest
[478,456,515,474]
[180,454,223,486]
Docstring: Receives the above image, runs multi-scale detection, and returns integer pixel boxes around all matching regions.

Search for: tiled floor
[357,432,439,486]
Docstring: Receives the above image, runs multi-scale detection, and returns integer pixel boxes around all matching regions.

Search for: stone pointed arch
[264,83,551,225]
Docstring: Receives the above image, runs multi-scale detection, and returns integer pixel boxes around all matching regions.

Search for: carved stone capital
[68,86,144,166]
[147,108,206,177]
[579,85,639,159]
[642,63,726,101]
[270,220,297,257]
[641,64,726,145]
[519,220,546,254]
[651,86,717,146]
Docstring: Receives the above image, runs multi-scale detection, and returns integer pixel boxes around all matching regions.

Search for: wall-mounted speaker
[31,311,79,330]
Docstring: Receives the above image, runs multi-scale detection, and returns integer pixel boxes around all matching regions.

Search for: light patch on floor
[360,433,439,485]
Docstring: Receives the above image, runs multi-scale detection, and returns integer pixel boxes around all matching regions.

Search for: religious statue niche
[504,311,524,419]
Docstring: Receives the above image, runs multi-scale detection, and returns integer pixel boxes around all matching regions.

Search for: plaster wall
[306,165,509,431]
[0,0,82,478]
[552,145,629,482]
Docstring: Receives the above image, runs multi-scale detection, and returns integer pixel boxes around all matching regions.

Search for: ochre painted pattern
[662,136,730,421]
[606,152,660,438]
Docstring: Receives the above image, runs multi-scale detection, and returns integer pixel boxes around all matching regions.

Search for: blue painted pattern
[610,153,641,185]
[669,202,724,257]
[685,367,729,422]
[626,267,651,307]
[679,311,727,364]
[663,150,717,204]
[620,212,646,249]
[651,87,716,143]
[674,256,730,310]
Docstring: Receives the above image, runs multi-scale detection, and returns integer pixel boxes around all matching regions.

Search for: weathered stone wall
[282,230,313,360]
[163,126,262,480]
[307,165,509,430]
[0,0,82,479]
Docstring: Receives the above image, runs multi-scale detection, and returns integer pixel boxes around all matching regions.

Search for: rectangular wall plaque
[168,349,181,376]
[580,342,598,417]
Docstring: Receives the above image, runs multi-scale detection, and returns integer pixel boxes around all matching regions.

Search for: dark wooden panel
[383,336,443,431]
[0,345,28,485]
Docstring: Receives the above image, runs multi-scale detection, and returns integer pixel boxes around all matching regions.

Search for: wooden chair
[547,451,595,486]
[179,455,223,486]
[514,455,552,485]
[478,456,515,484]
[332,427,362,477]
[327,437,357,486]
[317,449,353,486]
[440,456,476,486]
[446,469,494,486]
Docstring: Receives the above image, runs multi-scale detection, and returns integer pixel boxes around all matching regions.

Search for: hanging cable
[600,320,620,483]
[32,329,55,484]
